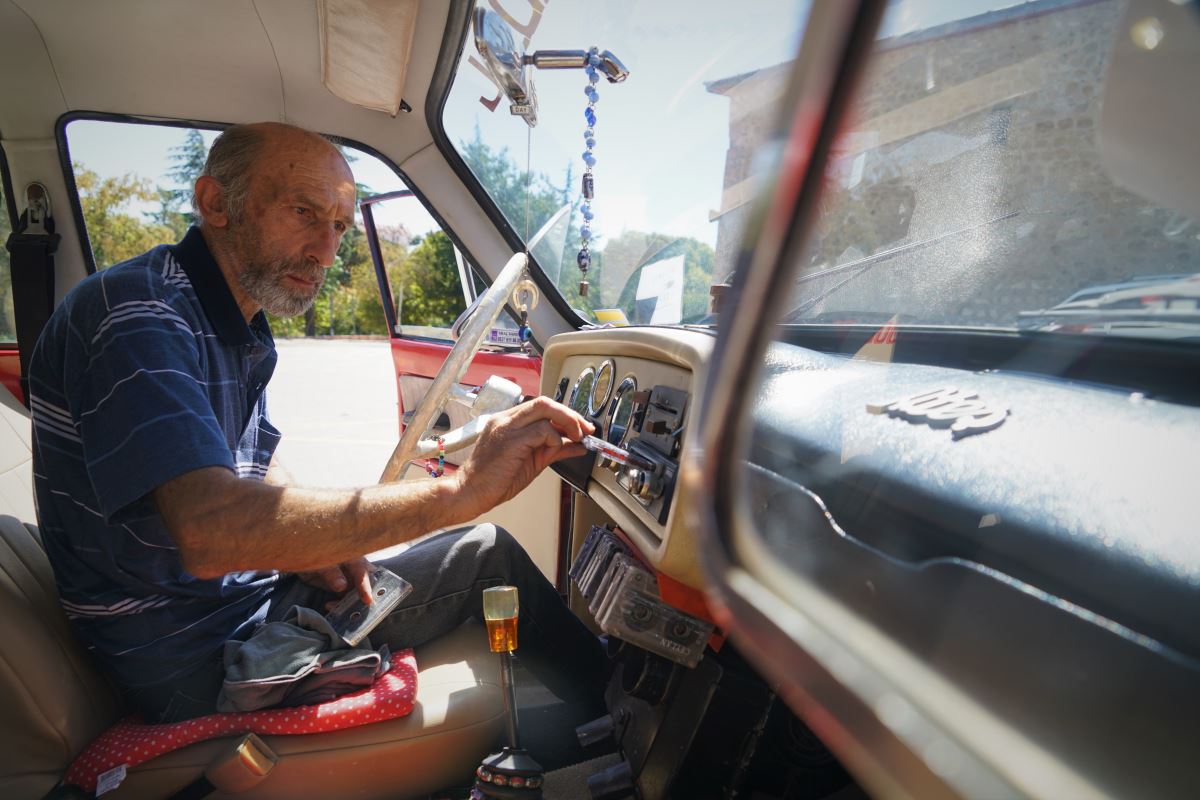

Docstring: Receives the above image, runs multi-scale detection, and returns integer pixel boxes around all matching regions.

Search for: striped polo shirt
[29,226,282,690]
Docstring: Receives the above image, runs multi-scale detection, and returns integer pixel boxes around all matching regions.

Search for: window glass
[62,120,475,338]
[778,0,1200,339]
[737,0,1200,608]
[0,157,13,344]
[363,193,469,342]
[443,1,810,325]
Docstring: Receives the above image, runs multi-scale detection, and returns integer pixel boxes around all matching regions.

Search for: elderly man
[28,122,606,725]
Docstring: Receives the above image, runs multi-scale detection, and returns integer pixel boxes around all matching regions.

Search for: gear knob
[483,585,519,653]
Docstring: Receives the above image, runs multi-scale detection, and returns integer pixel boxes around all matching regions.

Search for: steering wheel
[378,252,530,482]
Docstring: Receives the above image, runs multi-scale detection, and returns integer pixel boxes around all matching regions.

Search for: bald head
[195,122,352,224]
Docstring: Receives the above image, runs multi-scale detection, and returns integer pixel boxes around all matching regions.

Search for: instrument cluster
[566,359,640,449]
[559,359,688,524]
[542,327,713,588]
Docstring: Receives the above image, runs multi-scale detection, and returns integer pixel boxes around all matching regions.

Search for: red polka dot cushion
[66,648,417,793]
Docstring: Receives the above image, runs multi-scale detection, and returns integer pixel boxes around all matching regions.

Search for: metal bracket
[21,182,52,236]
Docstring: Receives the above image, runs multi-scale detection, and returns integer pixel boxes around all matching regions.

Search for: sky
[442,0,1033,252]
[67,0,1033,261]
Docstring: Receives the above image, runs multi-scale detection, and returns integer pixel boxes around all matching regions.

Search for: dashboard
[540,328,715,589]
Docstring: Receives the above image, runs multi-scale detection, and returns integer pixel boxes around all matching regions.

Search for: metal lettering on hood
[867,388,1008,439]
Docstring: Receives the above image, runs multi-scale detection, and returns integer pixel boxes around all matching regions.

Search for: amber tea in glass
[483,586,519,653]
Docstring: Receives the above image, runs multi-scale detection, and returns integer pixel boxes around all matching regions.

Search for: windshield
[443,1,809,325]
[784,0,1200,340]
[447,1,1200,340]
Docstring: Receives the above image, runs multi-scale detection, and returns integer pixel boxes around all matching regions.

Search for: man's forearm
[156,467,472,578]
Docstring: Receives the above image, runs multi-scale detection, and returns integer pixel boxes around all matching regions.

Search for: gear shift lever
[471,586,545,798]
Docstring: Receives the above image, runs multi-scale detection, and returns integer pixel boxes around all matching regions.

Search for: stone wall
[711,0,1200,325]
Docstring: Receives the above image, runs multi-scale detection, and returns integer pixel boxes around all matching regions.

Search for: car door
[361,189,563,582]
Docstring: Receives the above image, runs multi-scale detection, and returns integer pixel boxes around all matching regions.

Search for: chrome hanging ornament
[576,47,602,297]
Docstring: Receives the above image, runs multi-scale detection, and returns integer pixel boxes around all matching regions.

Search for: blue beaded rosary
[576,46,602,297]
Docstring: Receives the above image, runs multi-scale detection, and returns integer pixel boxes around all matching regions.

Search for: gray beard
[235,255,326,317]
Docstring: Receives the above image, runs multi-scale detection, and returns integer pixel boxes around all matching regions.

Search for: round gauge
[588,360,616,417]
[569,367,595,416]
[606,376,638,446]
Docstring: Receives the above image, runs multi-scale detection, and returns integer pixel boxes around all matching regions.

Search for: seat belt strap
[4,183,60,407]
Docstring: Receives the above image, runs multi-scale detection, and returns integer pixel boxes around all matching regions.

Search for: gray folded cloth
[217,605,391,712]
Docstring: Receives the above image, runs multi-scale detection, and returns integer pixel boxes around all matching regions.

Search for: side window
[360,192,515,342]
[0,151,13,344]
[60,119,477,338]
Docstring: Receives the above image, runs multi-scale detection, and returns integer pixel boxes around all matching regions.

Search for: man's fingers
[344,558,373,605]
[315,565,347,592]
[506,396,594,440]
[538,440,587,469]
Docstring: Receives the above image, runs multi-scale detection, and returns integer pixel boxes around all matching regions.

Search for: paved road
[268,339,400,488]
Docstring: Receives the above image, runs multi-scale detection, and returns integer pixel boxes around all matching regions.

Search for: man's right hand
[297,557,373,605]
[451,396,593,519]
[155,398,590,580]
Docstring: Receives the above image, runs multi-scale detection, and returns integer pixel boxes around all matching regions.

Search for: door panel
[0,350,19,403]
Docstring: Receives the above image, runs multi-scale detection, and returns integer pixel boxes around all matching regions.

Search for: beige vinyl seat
[0,386,505,799]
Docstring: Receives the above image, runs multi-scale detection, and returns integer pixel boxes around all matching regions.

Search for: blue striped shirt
[29,227,282,689]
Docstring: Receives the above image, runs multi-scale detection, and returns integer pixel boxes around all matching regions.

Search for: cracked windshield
[444,1,809,326]
[449,0,1200,339]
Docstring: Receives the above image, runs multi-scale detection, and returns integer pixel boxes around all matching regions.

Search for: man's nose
[305,225,341,268]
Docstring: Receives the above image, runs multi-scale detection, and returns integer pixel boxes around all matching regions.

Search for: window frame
[0,141,20,347]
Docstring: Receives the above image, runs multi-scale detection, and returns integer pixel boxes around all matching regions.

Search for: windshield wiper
[783,210,1020,322]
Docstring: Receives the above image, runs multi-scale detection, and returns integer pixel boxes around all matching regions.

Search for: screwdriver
[580,435,655,471]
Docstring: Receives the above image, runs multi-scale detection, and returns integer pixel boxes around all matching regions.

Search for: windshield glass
[447,1,1200,340]
[785,0,1200,340]
[443,1,809,325]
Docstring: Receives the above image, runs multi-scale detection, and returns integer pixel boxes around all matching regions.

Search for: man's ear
[194,176,229,228]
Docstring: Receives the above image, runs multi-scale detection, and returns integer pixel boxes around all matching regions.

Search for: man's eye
[334,222,348,234]
[295,207,310,217]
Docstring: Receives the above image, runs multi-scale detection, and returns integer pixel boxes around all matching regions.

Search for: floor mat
[542,752,623,799]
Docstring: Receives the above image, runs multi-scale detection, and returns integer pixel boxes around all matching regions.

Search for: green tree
[457,126,596,315]
[75,165,175,268]
[152,128,208,239]
[396,231,465,327]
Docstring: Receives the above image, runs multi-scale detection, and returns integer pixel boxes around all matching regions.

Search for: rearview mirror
[473,8,537,126]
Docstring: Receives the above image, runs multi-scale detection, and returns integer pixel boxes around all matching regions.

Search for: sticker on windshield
[486,328,523,347]
[634,255,685,324]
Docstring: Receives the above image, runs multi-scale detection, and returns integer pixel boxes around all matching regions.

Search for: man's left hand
[297,557,373,605]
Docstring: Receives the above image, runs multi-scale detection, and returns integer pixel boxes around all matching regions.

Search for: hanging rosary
[576,46,602,297]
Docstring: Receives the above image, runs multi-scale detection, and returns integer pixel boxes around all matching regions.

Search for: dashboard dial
[606,376,638,445]
[569,367,595,416]
[589,360,616,417]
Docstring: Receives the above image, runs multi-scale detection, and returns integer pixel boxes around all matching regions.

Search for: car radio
[552,382,688,526]
[601,385,687,524]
